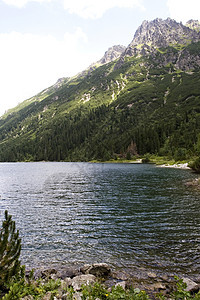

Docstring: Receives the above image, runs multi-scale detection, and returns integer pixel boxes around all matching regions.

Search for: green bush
[174,148,187,161]
[142,154,150,163]
[0,211,21,292]
[189,157,200,173]
[81,282,150,300]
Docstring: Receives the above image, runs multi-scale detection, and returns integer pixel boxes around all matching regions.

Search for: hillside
[0,18,200,162]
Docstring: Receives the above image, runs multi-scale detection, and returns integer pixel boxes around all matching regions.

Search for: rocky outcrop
[22,264,200,300]
[79,45,126,77]
[182,277,199,292]
[80,263,111,277]
[115,18,200,71]
[186,20,200,32]
[97,45,126,65]
[71,274,96,291]
[130,18,200,48]
[175,48,200,70]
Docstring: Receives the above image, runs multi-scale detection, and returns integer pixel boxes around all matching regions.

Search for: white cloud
[0,28,97,116]
[167,0,200,23]
[2,0,145,18]
[2,0,51,8]
[63,0,145,19]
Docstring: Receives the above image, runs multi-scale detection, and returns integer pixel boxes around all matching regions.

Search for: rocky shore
[158,163,190,169]
[22,263,200,300]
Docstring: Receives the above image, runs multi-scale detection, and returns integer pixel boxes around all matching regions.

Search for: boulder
[115,281,126,289]
[150,282,166,290]
[71,274,96,291]
[57,267,81,279]
[34,268,57,280]
[182,277,199,292]
[80,263,111,277]
[147,272,157,279]
[111,270,130,281]
[63,277,72,286]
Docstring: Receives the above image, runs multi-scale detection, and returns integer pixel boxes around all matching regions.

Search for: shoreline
[22,263,200,299]
[157,162,190,169]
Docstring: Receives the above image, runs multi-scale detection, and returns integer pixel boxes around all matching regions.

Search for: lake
[0,162,199,279]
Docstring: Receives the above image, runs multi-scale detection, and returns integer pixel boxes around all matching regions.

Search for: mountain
[1,18,200,162]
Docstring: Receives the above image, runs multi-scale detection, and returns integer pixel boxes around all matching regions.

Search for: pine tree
[0,210,21,291]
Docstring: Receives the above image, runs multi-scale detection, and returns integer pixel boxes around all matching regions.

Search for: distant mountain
[0,18,200,162]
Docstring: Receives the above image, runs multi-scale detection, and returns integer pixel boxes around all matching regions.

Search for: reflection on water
[0,162,199,278]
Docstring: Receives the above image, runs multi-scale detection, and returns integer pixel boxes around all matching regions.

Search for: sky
[0,0,199,116]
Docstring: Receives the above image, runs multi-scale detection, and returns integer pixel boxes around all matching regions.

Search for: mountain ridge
[0,18,200,162]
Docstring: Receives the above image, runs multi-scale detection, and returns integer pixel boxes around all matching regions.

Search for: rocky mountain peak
[130,18,200,48]
[79,45,126,77]
[115,18,200,71]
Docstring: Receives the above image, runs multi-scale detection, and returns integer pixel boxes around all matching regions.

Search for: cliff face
[97,45,126,65]
[130,18,200,48]
[185,19,200,32]
[115,18,200,71]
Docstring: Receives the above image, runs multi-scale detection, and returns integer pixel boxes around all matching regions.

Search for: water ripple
[0,162,199,277]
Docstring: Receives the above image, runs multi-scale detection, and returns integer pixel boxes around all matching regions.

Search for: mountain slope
[0,18,200,162]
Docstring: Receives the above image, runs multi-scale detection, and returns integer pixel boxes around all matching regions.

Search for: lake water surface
[0,162,199,278]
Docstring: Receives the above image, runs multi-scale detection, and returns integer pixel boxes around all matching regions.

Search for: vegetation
[2,271,200,299]
[0,211,21,293]
[189,157,200,173]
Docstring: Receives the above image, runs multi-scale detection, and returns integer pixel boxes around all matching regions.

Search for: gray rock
[80,264,91,274]
[64,277,72,286]
[57,267,81,279]
[97,45,126,65]
[50,273,59,280]
[34,268,57,280]
[112,270,130,281]
[73,292,83,300]
[160,275,169,282]
[115,281,126,289]
[186,20,200,31]
[71,274,96,291]
[150,282,166,290]
[147,272,157,279]
[42,292,55,300]
[104,278,118,289]
[59,279,68,290]
[130,18,200,49]
[196,277,200,284]
[182,277,199,292]
[62,292,83,300]
[115,18,200,71]
[80,263,111,277]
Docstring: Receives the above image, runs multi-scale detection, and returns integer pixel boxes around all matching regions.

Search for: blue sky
[0,0,199,116]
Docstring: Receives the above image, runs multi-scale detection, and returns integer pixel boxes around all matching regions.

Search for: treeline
[0,101,200,162]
